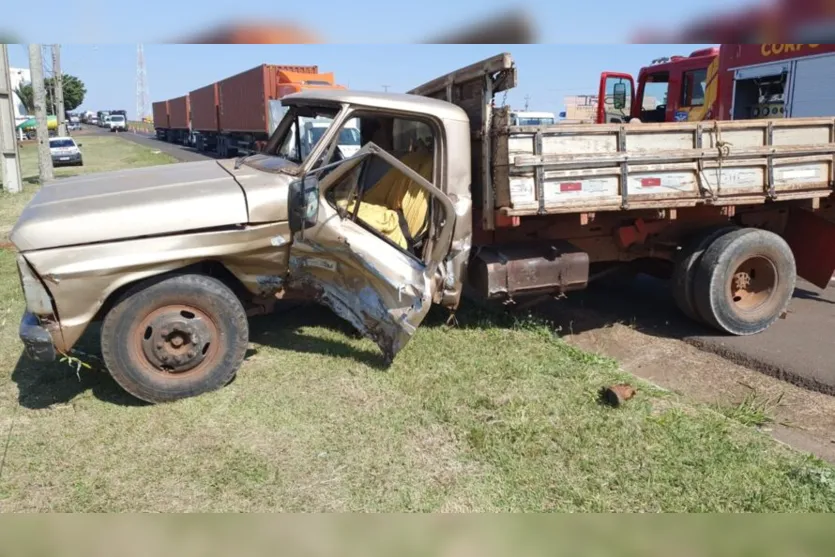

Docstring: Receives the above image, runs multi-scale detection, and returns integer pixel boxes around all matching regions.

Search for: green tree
[13,83,34,114]
[45,74,87,112]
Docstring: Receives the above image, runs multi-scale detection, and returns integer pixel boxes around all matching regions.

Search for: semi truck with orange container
[596,44,835,125]
[152,64,346,157]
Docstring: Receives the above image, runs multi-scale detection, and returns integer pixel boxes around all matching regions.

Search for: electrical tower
[136,44,149,121]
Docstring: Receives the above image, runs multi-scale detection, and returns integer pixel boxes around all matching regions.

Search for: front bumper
[52,153,82,165]
[19,312,57,362]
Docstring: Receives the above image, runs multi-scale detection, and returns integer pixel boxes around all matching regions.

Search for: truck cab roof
[280,89,470,123]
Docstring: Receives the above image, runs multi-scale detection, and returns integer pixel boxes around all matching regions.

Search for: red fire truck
[597,43,835,124]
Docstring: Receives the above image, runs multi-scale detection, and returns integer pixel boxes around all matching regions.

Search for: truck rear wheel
[100,274,249,404]
[693,228,796,336]
[670,225,739,323]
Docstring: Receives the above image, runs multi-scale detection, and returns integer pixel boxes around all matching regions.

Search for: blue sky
[8,0,754,43]
[8,44,714,120]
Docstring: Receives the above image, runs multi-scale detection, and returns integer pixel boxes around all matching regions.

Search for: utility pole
[52,44,66,136]
[524,95,530,111]
[0,44,22,193]
[28,44,53,183]
[382,85,390,92]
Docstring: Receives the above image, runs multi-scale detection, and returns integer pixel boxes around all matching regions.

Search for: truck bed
[494,116,835,215]
[409,52,835,227]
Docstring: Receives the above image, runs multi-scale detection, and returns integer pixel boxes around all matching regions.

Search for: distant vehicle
[155,64,348,156]
[48,136,83,167]
[67,121,82,131]
[303,119,361,158]
[596,44,835,124]
[109,114,127,132]
[89,117,98,125]
[509,111,557,126]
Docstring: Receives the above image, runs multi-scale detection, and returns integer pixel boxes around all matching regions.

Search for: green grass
[1,139,834,511]
[714,392,783,428]
[0,262,834,510]
[16,134,176,184]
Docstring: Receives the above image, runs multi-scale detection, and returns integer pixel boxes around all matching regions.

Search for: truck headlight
[16,255,54,316]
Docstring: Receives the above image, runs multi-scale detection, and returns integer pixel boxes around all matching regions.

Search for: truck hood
[10,160,250,252]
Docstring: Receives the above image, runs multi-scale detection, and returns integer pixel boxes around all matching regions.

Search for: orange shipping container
[168,95,191,130]
[218,64,320,134]
[152,100,169,128]
[190,83,219,133]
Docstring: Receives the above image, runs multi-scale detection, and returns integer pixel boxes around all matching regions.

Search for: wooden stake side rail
[492,115,835,216]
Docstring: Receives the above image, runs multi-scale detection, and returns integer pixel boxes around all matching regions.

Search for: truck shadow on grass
[10,306,392,409]
[10,324,147,409]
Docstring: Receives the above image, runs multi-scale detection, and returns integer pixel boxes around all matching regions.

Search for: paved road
[551,274,835,394]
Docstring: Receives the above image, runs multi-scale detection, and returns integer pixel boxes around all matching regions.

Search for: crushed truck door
[286,142,457,363]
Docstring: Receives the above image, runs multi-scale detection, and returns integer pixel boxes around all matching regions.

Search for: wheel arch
[93,260,251,324]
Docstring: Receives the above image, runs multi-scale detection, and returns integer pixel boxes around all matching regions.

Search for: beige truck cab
[12,89,473,403]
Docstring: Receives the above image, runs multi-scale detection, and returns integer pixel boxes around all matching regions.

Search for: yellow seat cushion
[347,148,433,250]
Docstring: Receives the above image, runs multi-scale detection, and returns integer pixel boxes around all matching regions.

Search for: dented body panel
[286,143,460,360]
[23,222,292,352]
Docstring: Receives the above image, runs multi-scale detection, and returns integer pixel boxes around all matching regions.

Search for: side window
[639,72,670,123]
[326,117,437,260]
[681,68,708,107]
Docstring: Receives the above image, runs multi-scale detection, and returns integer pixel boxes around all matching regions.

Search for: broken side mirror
[289,174,320,234]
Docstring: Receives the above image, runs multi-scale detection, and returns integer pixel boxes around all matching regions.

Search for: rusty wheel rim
[130,304,220,377]
[729,256,777,312]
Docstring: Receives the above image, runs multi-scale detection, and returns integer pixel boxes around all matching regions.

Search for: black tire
[670,225,740,323]
[100,273,249,403]
[693,228,796,335]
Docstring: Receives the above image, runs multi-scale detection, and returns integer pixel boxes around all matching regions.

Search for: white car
[49,136,83,167]
[303,121,361,158]
[109,115,127,132]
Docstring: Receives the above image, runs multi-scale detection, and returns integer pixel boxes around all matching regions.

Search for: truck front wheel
[693,228,796,336]
[100,274,249,403]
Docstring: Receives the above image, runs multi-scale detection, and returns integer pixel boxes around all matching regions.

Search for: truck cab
[597,47,719,123]
[10,88,473,404]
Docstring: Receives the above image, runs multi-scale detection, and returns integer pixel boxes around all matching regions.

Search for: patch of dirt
[561,320,835,463]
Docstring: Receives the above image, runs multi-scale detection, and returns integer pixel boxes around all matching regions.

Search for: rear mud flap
[784,207,835,289]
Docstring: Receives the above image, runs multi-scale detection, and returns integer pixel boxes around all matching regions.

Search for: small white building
[9,67,31,125]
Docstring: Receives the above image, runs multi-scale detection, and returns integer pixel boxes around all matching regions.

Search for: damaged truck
[12,52,835,403]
